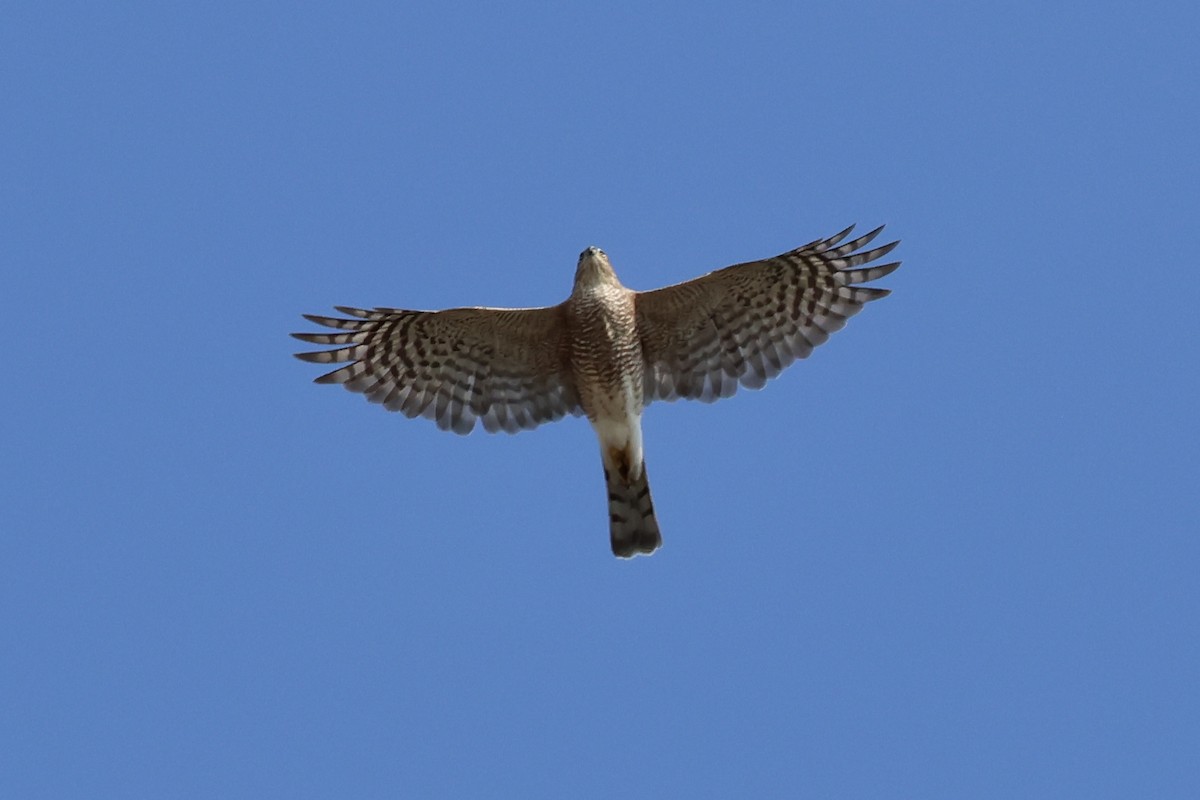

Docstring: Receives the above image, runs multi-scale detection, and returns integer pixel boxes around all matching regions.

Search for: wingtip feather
[825,223,857,247]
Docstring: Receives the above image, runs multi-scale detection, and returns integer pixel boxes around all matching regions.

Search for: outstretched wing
[635,224,900,404]
[292,304,582,434]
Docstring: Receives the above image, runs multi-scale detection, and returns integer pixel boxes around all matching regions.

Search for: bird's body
[567,248,658,555]
[293,225,900,558]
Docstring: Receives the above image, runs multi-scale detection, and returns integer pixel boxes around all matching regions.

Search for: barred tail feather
[605,461,662,558]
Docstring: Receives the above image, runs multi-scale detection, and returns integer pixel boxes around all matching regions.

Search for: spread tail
[605,460,662,558]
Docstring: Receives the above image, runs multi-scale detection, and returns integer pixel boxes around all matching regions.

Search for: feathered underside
[292,304,582,434]
[292,223,900,431]
[634,224,900,403]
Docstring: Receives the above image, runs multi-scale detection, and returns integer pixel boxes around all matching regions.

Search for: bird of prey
[293,224,900,558]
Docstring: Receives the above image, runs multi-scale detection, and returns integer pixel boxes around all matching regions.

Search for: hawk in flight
[293,224,900,558]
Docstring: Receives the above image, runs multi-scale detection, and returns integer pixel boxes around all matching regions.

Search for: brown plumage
[293,224,900,557]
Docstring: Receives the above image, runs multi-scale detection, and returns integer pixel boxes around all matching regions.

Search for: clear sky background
[3,2,1198,797]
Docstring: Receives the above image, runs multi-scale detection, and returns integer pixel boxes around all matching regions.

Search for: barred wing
[635,224,900,404]
[292,304,582,434]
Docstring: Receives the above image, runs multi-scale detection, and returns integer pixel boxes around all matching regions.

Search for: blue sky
[3,1,1198,797]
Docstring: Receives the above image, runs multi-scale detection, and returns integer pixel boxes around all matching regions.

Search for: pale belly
[569,289,646,474]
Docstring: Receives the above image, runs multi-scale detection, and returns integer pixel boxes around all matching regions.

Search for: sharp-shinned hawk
[293,224,900,558]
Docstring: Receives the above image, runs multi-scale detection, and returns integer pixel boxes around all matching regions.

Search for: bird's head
[574,245,617,288]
